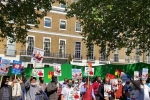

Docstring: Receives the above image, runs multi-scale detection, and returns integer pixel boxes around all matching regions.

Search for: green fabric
[4,62,150,82]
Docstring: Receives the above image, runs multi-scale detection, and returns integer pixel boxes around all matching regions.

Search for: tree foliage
[0,0,64,43]
[66,0,150,56]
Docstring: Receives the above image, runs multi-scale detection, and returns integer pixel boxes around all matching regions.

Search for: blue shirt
[80,85,95,99]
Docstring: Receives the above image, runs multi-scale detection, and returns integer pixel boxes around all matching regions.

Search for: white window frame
[59,19,67,30]
[26,35,35,55]
[43,37,51,56]
[59,39,66,57]
[44,17,52,28]
[75,22,82,32]
[6,37,16,56]
[74,42,82,59]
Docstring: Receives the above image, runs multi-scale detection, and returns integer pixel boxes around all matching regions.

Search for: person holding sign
[81,78,96,100]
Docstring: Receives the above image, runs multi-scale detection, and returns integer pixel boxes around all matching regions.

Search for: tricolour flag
[115,69,123,76]
[48,71,54,79]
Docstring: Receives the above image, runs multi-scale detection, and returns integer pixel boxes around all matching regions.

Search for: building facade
[0,1,149,68]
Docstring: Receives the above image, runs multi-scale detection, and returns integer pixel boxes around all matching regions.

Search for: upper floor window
[60,20,66,30]
[135,48,140,62]
[100,46,107,61]
[75,22,82,32]
[27,36,34,55]
[59,40,66,57]
[44,17,51,28]
[60,3,66,8]
[6,37,16,56]
[114,48,119,62]
[43,38,51,56]
[74,42,81,59]
[27,18,35,25]
[87,44,94,60]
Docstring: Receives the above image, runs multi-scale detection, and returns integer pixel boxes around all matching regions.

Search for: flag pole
[0,76,3,88]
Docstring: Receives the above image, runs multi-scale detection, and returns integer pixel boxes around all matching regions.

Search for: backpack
[40,90,49,100]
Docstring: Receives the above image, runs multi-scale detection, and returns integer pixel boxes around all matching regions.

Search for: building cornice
[28,29,83,39]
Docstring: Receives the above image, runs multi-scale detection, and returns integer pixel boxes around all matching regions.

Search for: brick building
[0,1,149,68]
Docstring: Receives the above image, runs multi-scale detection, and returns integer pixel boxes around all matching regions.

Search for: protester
[61,79,74,100]
[140,79,150,100]
[113,78,123,100]
[81,78,96,100]
[25,77,40,100]
[62,78,68,88]
[98,78,113,100]
[46,75,58,100]
[130,79,144,100]
[39,77,46,91]
[0,76,12,100]
[10,76,22,100]
[92,76,101,100]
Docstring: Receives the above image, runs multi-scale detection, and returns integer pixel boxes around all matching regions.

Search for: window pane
[75,42,81,59]
[60,20,66,29]
[44,18,51,27]
[27,37,34,55]
[59,40,66,57]
[44,38,50,56]
[76,22,81,32]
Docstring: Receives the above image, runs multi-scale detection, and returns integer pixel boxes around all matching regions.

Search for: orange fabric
[106,73,116,79]
[115,85,123,99]
[88,62,92,68]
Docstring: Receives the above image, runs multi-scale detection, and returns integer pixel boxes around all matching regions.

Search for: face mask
[31,83,36,86]
[68,83,72,87]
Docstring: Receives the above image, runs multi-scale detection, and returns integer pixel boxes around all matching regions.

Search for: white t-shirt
[141,85,150,100]
[61,87,74,100]
[9,82,22,96]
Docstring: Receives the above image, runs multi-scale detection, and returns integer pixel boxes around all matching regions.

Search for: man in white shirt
[9,76,22,100]
[61,79,74,100]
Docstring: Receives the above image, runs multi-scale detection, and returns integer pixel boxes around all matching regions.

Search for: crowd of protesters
[0,75,150,100]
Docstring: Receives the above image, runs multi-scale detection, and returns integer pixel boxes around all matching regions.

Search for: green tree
[66,0,150,56]
[0,0,64,43]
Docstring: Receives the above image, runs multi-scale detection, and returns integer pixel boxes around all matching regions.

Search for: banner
[12,60,22,74]
[31,47,44,63]
[0,59,11,76]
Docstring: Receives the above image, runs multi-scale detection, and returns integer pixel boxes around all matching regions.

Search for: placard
[33,69,44,77]
[104,85,111,96]
[84,67,94,76]
[72,69,82,80]
[110,79,118,90]
[31,47,44,63]
[134,71,139,80]
[53,63,61,76]
[0,59,11,76]
[68,90,80,100]
[142,68,148,80]
[12,60,22,74]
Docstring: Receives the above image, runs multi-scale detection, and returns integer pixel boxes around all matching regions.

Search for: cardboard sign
[31,47,44,63]
[104,85,111,96]
[84,67,94,76]
[33,69,44,77]
[53,64,61,76]
[134,71,139,80]
[110,79,118,90]
[0,59,11,76]
[68,90,80,100]
[142,68,148,80]
[12,60,22,74]
[72,69,82,80]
